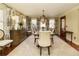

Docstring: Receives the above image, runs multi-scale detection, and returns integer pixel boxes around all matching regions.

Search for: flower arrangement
[18,22,23,29]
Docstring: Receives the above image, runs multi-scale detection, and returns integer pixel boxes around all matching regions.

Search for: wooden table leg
[34,38,36,44]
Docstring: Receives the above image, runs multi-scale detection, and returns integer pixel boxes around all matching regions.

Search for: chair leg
[36,45,40,48]
[34,38,36,44]
[48,47,50,55]
[52,38,54,44]
[40,47,42,56]
[51,38,54,44]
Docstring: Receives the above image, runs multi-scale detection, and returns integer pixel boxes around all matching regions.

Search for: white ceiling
[6,3,79,18]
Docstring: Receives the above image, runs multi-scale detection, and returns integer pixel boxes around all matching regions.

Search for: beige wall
[55,17,60,35]
[57,5,79,45]
[0,4,7,9]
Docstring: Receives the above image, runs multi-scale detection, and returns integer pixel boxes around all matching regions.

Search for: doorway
[60,16,66,40]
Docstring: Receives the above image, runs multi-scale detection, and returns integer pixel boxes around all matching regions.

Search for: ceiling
[6,3,79,18]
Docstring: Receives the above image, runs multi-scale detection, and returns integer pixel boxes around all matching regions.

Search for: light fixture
[40,9,47,23]
[40,9,48,31]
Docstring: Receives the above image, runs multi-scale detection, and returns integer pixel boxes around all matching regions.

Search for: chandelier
[40,9,47,22]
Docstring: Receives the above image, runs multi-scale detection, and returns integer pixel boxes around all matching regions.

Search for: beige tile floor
[8,35,79,56]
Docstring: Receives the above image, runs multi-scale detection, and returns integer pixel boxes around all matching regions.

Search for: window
[31,18,37,26]
[11,15,19,30]
[31,18,37,32]
[49,19,55,29]
[62,19,65,29]
[40,21,46,31]
[23,18,26,29]
[0,10,4,30]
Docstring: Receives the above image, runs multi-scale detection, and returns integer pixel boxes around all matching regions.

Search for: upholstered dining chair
[0,29,4,40]
[38,31,52,55]
[0,29,13,55]
[34,31,39,44]
[0,29,4,55]
[50,28,55,44]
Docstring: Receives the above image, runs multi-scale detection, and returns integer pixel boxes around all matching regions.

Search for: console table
[65,31,73,43]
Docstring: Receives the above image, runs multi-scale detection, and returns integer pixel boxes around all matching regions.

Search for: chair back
[38,31,51,47]
[0,29,4,40]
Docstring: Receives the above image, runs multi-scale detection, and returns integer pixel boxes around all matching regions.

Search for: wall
[57,5,79,45]
[55,17,60,35]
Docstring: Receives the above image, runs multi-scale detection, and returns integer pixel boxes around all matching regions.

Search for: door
[60,16,66,40]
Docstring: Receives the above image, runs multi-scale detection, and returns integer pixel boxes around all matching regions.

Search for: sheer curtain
[23,18,26,29]
[0,10,3,30]
[49,19,55,28]
[40,21,46,31]
[31,18,37,33]
[11,15,19,30]
[49,19,55,32]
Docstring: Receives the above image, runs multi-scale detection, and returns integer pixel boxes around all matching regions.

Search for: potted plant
[18,22,23,29]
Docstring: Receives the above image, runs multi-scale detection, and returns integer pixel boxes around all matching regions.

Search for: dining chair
[50,28,55,44]
[38,31,51,55]
[0,29,4,40]
[0,29,13,55]
[34,31,39,44]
